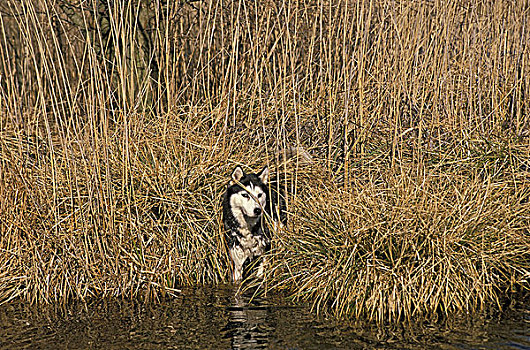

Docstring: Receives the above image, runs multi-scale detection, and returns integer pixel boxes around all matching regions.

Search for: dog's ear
[231,166,245,184]
[258,166,269,185]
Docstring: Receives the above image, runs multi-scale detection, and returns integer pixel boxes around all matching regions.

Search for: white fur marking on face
[230,184,267,230]
[246,184,266,211]
[230,194,247,229]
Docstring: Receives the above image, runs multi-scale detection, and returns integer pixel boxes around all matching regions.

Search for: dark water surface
[0,286,528,349]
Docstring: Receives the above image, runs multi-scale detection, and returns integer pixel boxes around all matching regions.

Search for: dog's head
[228,166,269,218]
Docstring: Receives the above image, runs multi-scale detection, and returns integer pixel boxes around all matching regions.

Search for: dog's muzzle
[253,208,262,216]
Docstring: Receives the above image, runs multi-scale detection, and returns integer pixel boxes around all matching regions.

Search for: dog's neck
[232,208,260,236]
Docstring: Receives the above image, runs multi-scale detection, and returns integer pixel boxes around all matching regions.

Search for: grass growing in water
[0,0,529,321]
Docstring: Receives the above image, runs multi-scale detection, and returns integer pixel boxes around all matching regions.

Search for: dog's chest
[237,229,268,256]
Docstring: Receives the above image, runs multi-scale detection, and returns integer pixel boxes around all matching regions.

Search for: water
[0,286,528,349]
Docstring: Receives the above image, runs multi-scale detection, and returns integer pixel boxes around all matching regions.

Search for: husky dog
[222,166,286,282]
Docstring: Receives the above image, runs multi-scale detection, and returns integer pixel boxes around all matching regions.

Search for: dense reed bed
[0,0,529,321]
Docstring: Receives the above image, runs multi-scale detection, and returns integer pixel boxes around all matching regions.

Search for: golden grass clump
[0,0,529,321]
[269,154,530,322]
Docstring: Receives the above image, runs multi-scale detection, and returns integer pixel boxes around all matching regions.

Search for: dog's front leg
[232,264,243,282]
[230,246,246,283]
[256,258,266,278]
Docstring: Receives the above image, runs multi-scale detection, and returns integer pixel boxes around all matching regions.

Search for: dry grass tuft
[269,154,530,321]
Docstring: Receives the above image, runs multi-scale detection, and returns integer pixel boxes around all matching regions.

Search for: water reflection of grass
[0,0,528,322]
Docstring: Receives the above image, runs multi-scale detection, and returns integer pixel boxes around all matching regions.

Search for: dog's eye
[242,193,250,199]
[257,193,263,198]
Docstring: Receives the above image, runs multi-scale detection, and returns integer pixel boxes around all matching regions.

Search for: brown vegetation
[0,0,529,321]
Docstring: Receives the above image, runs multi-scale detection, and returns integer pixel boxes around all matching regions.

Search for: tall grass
[0,0,528,321]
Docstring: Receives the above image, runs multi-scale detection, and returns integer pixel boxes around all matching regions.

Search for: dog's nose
[254,208,262,216]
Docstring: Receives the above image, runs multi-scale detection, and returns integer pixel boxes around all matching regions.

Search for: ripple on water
[0,286,528,350]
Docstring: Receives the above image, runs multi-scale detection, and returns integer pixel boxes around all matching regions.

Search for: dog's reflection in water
[222,291,273,350]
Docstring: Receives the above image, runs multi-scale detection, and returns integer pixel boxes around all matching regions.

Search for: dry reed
[0,0,528,321]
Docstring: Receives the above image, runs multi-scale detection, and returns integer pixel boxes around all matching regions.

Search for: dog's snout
[254,208,262,216]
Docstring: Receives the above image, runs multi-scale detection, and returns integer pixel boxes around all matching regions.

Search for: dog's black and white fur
[222,166,286,282]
